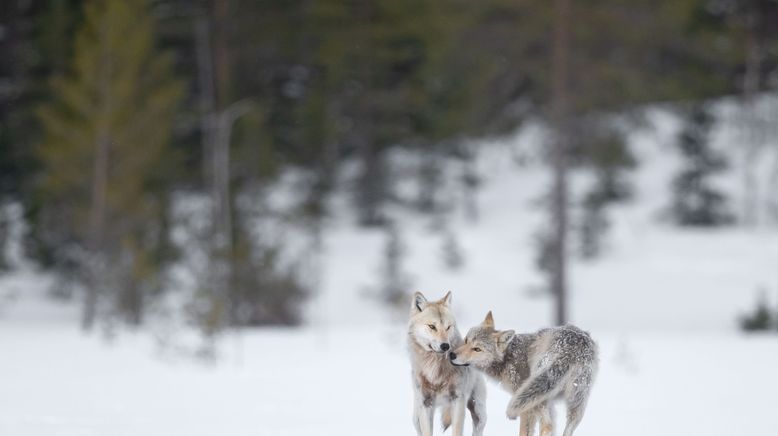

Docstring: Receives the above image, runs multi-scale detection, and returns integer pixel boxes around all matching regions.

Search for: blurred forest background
[1,0,778,339]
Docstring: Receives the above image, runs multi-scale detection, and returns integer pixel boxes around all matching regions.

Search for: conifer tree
[579,129,634,259]
[378,223,411,311]
[440,228,465,271]
[36,0,182,329]
[671,104,733,226]
[739,289,773,332]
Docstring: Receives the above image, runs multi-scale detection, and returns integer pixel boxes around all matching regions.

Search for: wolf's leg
[467,390,486,436]
[538,403,554,436]
[413,396,434,436]
[450,397,467,436]
[561,405,583,436]
[518,412,537,436]
[561,371,592,436]
[561,392,588,436]
[412,403,421,436]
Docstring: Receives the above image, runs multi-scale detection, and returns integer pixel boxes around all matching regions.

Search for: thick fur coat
[407,292,486,436]
[450,312,598,436]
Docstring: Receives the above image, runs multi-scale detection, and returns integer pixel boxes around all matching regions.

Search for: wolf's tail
[509,360,571,414]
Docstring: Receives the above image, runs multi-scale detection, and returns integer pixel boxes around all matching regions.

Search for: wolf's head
[449,311,514,368]
[408,291,457,354]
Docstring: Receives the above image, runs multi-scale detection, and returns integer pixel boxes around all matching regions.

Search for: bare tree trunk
[354,0,386,227]
[768,150,778,223]
[84,134,109,330]
[356,120,386,227]
[201,0,233,336]
[208,100,252,332]
[461,143,480,222]
[212,0,231,110]
[195,0,254,343]
[550,0,571,326]
[193,2,221,340]
[741,10,762,227]
[83,20,114,330]
[320,100,340,193]
[211,109,232,331]
[195,11,215,184]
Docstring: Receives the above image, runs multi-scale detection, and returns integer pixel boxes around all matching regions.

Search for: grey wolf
[407,291,486,436]
[449,311,598,436]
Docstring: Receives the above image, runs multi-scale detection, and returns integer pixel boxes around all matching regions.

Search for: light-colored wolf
[408,291,486,436]
[449,312,597,436]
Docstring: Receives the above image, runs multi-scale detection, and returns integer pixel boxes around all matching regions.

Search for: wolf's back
[509,326,597,413]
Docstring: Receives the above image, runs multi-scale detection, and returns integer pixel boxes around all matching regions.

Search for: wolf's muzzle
[449,352,470,366]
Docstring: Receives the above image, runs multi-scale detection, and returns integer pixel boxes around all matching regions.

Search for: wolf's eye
[473,347,482,352]
[446,326,451,331]
[428,324,437,331]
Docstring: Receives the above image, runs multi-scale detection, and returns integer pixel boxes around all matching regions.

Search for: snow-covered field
[2,298,777,436]
[2,107,778,435]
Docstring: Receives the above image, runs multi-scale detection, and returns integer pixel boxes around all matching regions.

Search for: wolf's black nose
[441,343,450,351]
[448,352,457,360]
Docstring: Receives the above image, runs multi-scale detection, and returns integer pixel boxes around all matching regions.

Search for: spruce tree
[440,228,465,271]
[671,104,733,226]
[378,223,411,311]
[36,0,182,329]
[579,129,634,259]
[739,290,773,332]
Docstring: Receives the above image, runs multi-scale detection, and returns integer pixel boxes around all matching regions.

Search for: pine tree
[440,228,465,271]
[0,206,9,271]
[308,0,478,227]
[671,104,733,226]
[739,289,773,332]
[36,0,183,329]
[579,129,634,259]
[377,223,411,311]
[549,0,571,326]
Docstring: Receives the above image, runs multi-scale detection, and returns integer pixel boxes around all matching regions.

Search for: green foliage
[739,290,774,332]
[229,226,308,326]
[374,223,411,311]
[670,104,733,226]
[3,0,778,330]
[440,228,465,271]
[578,127,636,259]
[565,0,740,111]
[35,0,183,325]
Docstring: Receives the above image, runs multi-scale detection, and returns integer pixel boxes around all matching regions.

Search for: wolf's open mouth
[451,362,470,367]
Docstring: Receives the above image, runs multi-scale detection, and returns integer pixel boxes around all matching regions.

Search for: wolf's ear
[495,330,515,351]
[412,292,428,312]
[497,329,515,343]
[482,311,495,328]
[441,291,452,307]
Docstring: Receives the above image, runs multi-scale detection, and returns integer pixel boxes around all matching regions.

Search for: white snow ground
[2,107,778,435]
[2,311,777,436]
